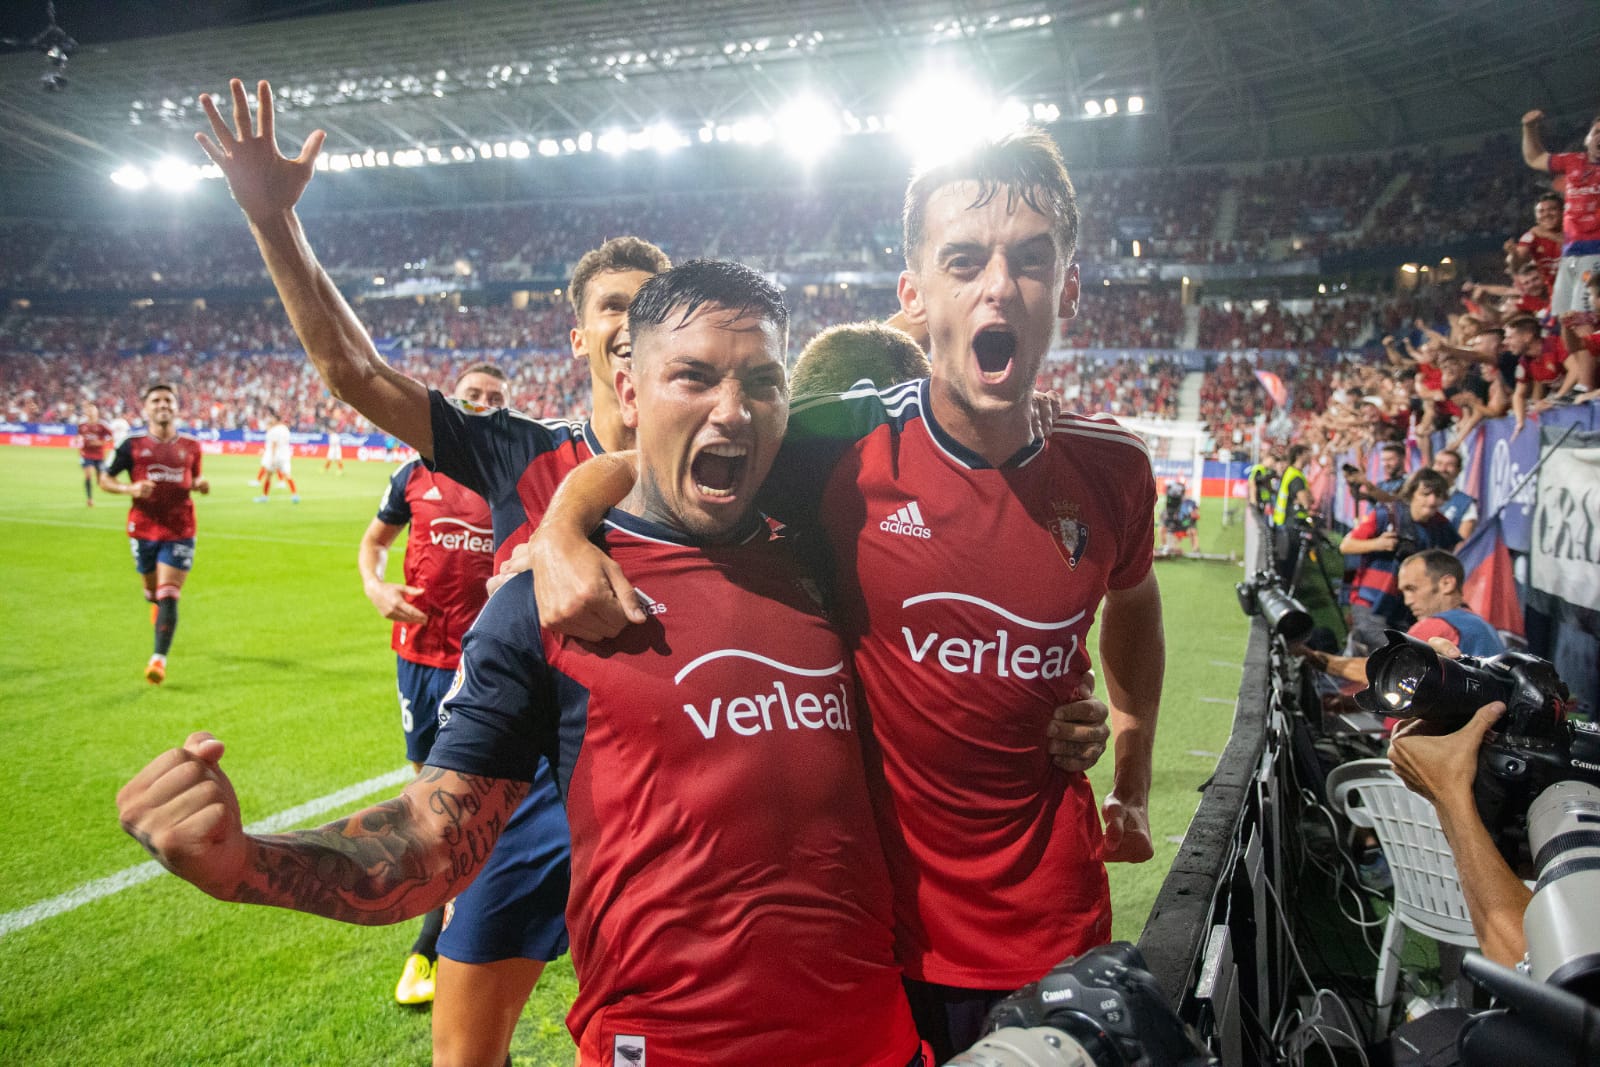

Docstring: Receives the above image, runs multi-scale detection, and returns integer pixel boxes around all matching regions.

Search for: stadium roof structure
[1,0,1596,185]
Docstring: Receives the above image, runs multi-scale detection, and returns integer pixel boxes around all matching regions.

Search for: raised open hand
[195,78,326,222]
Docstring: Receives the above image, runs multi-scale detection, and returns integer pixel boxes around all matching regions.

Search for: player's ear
[570,325,585,361]
[896,270,928,325]
[617,367,640,430]
[1057,262,1080,321]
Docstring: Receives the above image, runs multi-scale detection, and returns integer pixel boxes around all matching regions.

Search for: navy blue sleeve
[426,389,556,500]
[375,460,416,526]
[106,438,134,478]
[426,571,553,784]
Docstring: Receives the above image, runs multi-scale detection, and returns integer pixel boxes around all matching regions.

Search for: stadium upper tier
[0,137,1536,294]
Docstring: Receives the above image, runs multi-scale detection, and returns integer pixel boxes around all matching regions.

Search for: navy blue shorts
[438,760,571,964]
[395,657,456,764]
[80,456,104,471]
[131,538,195,574]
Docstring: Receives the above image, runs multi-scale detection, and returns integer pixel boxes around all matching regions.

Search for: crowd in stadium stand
[4,116,1594,456]
[0,136,1547,294]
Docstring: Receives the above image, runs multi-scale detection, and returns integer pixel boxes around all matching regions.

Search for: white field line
[0,766,412,940]
[0,514,350,549]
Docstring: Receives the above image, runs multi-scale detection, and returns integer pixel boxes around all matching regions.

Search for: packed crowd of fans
[5,115,1594,452]
[0,134,1552,293]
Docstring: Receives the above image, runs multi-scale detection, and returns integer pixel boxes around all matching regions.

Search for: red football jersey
[1549,153,1600,246]
[376,460,494,669]
[106,431,202,541]
[429,515,920,1065]
[770,380,1156,988]
[77,421,114,461]
[1517,228,1561,290]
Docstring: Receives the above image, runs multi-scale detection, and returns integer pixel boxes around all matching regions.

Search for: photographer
[1339,468,1462,655]
[1389,701,1532,968]
[1298,550,1505,686]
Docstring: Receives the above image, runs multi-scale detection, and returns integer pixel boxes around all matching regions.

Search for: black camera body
[1358,631,1597,855]
[947,942,1212,1067]
[1235,570,1313,643]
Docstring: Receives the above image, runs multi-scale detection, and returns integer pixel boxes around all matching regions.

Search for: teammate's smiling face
[899,180,1077,423]
[1535,197,1561,230]
[143,388,176,432]
[620,304,788,542]
[573,269,654,393]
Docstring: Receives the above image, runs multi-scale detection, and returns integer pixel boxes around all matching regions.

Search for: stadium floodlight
[1084,99,1102,117]
[698,125,714,143]
[775,94,841,162]
[150,156,198,191]
[329,154,351,172]
[598,127,628,154]
[1128,95,1145,114]
[375,151,390,166]
[577,131,593,152]
[997,97,1031,129]
[492,142,508,158]
[892,72,993,167]
[538,139,559,157]
[110,164,147,190]
[508,140,530,158]
[425,146,444,163]
[1103,97,1118,115]
[561,137,577,154]
[646,122,686,153]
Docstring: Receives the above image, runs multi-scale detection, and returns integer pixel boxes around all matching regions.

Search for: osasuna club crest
[1049,499,1088,570]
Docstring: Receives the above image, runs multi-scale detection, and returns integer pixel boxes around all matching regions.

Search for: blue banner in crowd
[1475,418,1540,553]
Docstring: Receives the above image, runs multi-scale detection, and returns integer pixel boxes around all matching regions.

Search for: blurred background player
[1159,481,1200,555]
[323,425,344,474]
[255,410,299,502]
[99,383,210,684]
[789,320,931,396]
[357,363,506,1007]
[75,401,114,507]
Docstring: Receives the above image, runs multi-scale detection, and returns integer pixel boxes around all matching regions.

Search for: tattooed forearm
[228,771,528,925]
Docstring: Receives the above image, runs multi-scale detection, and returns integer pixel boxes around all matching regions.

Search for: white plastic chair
[1325,758,1480,1039]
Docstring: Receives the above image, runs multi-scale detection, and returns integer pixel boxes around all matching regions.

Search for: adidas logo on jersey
[880,501,932,539]
[422,486,444,502]
[634,588,667,616]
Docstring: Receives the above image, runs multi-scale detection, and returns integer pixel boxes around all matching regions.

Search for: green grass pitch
[0,445,1248,1064]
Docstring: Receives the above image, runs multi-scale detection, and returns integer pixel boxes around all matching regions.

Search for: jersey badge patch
[1049,499,1089,570]
[613,1034,645,1065]
[879,500,932,539]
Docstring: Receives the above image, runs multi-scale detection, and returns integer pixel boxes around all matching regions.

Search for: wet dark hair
[627,260,788,361]
[902,125,1077,269]
[568,236,671,323]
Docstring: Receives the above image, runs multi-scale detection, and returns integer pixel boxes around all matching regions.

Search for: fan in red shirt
[1521,110,1600,315]
[1510,192,1564,293]
[75,401,115,507]
[100,383,209,685]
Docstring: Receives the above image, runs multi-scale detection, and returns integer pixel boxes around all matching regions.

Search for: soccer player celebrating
[1159,481,1201,555]
[529,127,1164,1060]
[254,410,299,502]
[357,362,508,1006]
[75,401,114,507]
[192,78,668,1067]
[116,263,925,1066]
[99,383,210,684]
